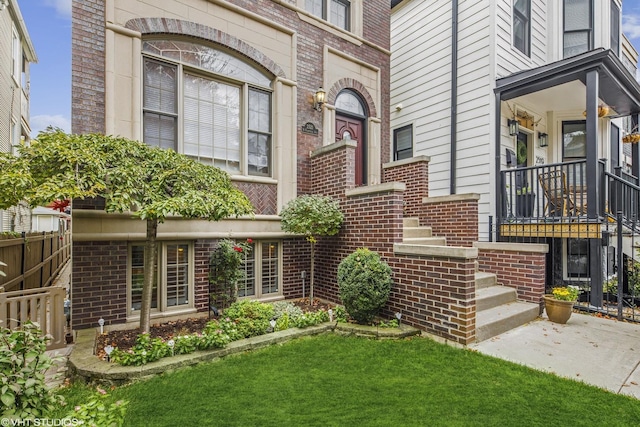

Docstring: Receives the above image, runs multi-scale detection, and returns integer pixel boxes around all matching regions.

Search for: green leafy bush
[272,301,304,320]
[224,300,275,338]
[209,239,253,309]
[337,248,393,324]
[111,333,169,366]
[0,322,64,417]
[69,387,127,427]
[291,311,329,328]
[333,306,348,323]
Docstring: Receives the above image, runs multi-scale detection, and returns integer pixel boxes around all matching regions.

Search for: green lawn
[59,334,640,426]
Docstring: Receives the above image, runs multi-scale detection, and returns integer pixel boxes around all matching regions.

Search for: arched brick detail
[327,78,377,118]
[125,18,286,79]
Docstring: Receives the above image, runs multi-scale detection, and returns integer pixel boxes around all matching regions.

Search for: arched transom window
[142,40,273,177]
[335,90,366,117]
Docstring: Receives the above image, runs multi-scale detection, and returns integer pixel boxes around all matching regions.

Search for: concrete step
[476,301,540,342]
[476,286,517,311]
[403,226,433,239]
[402,237,446,246]
[475,271,497,289]
[403,217,420,228]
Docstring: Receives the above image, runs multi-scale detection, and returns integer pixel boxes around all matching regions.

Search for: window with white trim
[142,40,273,177]
[305,0,351,31]
[11,26,20,83]
[238,241,281,299]
[563,0,593,58]
[129,242,193,314]
[513,0,531,56]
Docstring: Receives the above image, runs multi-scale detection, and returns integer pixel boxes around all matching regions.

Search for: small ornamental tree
[280,195,343,302]
[0,129,254,333]
[337,248,393,324]
[209,239,253,311]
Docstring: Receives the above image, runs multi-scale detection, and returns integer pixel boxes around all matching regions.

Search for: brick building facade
[71,0,390,329]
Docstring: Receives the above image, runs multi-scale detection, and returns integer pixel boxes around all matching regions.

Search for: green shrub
[291,311,329,328]
[0,321,64,417]
[272,301,304,320]
[337,248,393,324]
[209,239,253,309]
[223,300,275,338]
[333,306,348,323]
[111,333,169,366]
[69,387,127,427]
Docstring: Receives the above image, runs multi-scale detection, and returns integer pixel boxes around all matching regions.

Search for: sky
[14,0,640,137]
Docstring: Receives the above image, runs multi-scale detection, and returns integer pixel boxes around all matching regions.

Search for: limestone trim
[383,155,431,170]
[310,139,357,158]
[394,244,478,259]
[422,194,481,204]
[125,17,287,79]
[474,242,549,254]
[345,182,406,198]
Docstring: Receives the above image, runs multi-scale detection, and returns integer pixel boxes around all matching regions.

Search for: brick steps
[401,218,539,343]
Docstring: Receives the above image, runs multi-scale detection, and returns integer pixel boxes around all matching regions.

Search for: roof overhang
[9,0,37,63]
[495,48,640,117]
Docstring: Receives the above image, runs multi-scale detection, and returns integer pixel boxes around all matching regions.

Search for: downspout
[450,0,458,194]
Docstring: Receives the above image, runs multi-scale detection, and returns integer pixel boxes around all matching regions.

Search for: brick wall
[282,238,311,299]
[72,241,127,329]
[476,242,547,307]
[71,0,105,134]
[383,157,429,218]
[421,196,480,247]
[385,253,476,344]
[234,182,277,215]
[310,141,477,345]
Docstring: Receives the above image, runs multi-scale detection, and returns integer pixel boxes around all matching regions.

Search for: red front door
[336,115,365,185]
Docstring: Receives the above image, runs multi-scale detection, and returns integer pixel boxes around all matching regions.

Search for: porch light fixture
[313,87,326,111]
[538,132,548,148]
[508,119,520,136]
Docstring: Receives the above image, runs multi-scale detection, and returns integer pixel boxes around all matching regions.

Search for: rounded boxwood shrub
[337,248,393,324]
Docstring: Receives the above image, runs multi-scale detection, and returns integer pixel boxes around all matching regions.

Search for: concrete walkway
[469,312,640,399]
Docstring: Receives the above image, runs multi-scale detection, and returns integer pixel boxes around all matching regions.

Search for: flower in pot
[544,286,579,324]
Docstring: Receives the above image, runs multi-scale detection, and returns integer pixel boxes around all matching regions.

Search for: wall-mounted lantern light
[538,132,548,147]
[313,87,326,111]
[508,119,520,136]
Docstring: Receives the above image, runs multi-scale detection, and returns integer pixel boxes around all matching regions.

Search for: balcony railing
[498,160,640,236]
[500,160,590,222]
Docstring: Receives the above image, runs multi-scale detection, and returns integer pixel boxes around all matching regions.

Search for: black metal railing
[499,160,590,226]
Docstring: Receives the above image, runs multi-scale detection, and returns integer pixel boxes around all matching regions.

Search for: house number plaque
[301,122,319,136]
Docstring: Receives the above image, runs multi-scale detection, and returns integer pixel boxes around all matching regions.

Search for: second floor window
[513,0,531,57]
[563,0,593,58]
[142,40,273,177]
[305,0,351,31]
[611,1,620,55]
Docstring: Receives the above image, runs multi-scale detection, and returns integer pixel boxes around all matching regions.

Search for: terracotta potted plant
[544,286,579,324]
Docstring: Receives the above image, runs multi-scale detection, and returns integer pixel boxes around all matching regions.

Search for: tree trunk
[310,241,315,303]
[140,218,158,334]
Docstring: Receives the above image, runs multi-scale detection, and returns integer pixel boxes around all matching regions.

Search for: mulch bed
[95,298,335,360]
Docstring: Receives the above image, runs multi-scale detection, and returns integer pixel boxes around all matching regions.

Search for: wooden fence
[0,231,70,349]
[0,285,66,349]
[0,231,71,292]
